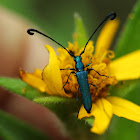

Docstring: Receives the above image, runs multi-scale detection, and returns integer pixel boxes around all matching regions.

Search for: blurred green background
[0,0,137,46]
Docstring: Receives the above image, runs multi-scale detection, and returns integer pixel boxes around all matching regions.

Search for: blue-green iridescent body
[74,56,92,113]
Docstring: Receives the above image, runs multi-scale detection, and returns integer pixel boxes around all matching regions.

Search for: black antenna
[27,29,74,57]
[80,12,116,56]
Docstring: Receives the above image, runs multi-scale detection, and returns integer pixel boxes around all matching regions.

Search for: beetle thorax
[74,56,84,72]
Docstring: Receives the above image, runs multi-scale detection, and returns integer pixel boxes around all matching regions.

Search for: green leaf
[0,77,45,100]
[0,110,48,140]
[74,13,88,48]
[34,96,78,118]
[115,0,140,58]
[34,96,75,104]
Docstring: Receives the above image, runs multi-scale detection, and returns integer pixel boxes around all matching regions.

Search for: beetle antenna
[27,29,74,57]
[80,12,116,56]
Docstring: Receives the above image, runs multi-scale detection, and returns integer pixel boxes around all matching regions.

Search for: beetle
[27,12,116,113]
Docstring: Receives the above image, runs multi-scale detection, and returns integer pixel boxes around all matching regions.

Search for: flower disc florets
[57,41,117,102]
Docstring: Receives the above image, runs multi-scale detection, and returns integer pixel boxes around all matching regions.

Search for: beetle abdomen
[76,71,92,113]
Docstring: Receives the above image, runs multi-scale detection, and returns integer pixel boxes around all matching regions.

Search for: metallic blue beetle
[74,56,92,113]
[27,12,116,113]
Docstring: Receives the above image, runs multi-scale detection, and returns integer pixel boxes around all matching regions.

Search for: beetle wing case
[76,71,92,113]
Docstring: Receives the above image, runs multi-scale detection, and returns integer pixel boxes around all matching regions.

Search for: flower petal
[20,69,46,92]
[78,98,113,134]
[109,50,140,80]
[95,19,119,58]
[106,96,140,123]
[42,45,72,97]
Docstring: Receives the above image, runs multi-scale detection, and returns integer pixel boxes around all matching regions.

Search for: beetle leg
[60,68,75,70]
[89,83,97,90]
[76,87,80,102]
[85,62,92,69]
[62,71,76,89]
[85,58,92,68]
[85,62,92,68]
[87,68,108,77]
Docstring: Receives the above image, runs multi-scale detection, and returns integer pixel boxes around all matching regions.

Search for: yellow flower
[20,19,140,135]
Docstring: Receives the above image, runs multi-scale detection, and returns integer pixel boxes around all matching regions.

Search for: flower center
[58,42,117,102]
